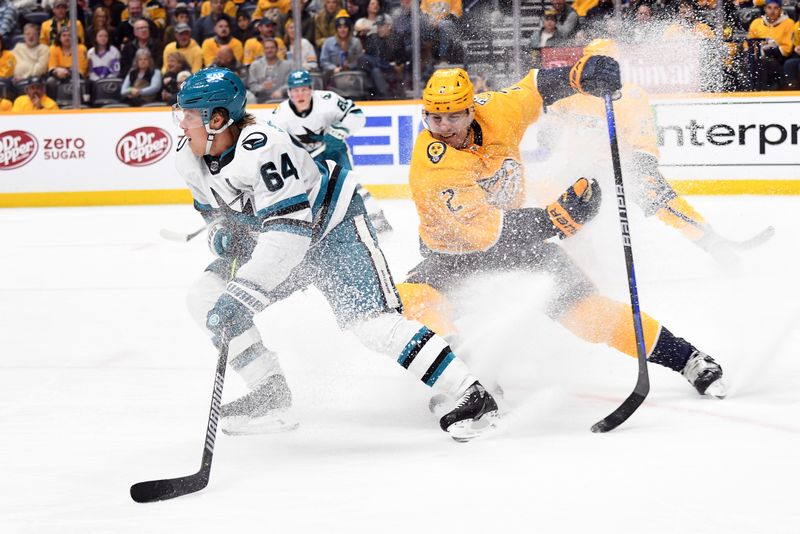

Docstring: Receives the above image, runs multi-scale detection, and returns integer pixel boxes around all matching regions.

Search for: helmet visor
[172,104,205,129]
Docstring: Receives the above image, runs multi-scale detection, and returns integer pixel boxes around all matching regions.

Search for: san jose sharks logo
[290,126,325,146]
[241,132,268,151]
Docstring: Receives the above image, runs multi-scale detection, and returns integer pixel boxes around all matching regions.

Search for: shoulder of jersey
[316,90,336,101]
[413,130,451,167]
[238,120,293,153]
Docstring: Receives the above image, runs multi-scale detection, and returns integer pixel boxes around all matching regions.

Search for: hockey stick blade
[131,330,229,503]
[159,226,206,242]
[591,390,648,433]
[130,472,209,503]
[727,225,775,250]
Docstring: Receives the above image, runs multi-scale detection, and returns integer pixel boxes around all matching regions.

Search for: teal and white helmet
[177,67,247,125]
[287,70,312,89]
[175,67,247,154]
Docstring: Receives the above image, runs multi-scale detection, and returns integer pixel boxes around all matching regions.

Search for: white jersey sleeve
[330,93,365,137]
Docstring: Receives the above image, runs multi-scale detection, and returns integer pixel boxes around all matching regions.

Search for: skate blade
[447,410,500,443]
[221,410,300,436]
[704,378,729,399]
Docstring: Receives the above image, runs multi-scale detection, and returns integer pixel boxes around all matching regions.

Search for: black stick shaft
[591,94,650,433]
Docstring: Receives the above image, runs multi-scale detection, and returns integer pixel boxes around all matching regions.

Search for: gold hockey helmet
[423,68,474,113]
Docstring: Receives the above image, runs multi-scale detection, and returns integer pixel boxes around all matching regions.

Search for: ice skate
[681,351,728,399]
[220,374,299,435]
[439,381,500,442]
[429,384,505,417]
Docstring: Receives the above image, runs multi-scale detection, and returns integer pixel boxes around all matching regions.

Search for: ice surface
[1,196,799,533]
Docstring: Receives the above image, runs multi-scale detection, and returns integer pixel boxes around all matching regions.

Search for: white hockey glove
[325,124,349,141]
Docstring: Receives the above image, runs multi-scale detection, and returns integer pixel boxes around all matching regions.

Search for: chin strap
[204,118,234,155]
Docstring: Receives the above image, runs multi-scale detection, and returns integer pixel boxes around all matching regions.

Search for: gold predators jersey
[547,83,659,158]
[410,70,544,254]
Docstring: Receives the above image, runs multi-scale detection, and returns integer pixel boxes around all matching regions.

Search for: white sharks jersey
[176,119,358,243]
[270,90,366,159]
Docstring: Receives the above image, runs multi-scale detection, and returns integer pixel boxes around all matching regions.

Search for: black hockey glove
[546,178,602,239]
[569,55,622,97]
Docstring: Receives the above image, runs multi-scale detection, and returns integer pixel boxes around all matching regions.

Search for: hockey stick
[725,225,774,250]
[130,329,229,503]
[591,94,650,434]
[130,260,238,503]
[159,225,206,242]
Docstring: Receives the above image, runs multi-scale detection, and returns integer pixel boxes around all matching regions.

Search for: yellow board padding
[0,189,193,207]
[1,180,799,208]
[669,180,800,195]
[557,293,662,359]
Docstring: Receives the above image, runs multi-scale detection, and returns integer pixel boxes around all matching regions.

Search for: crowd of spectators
[527,0,800,91]
[0,0,470,110]
[1,0,799,111]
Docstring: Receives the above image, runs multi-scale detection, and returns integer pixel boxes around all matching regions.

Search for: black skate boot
[220,374,299,435]
[681,351,728,399]
[439,381,500,442]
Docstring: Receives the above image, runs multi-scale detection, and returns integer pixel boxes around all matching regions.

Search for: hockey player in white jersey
[173,67,498,441]
[270,69,392,232]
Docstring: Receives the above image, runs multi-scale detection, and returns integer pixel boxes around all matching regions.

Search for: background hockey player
[396,65,728,409]
[174,67,498,441]
[536,39,773,265]
[270,69,392,233]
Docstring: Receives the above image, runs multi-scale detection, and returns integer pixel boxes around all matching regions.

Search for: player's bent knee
[350,312,428,356]
[396,282,455,337]
[186,271,227,331]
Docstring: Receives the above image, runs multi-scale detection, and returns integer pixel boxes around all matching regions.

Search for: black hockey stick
[591,94,650,434]
[160,225,206,242]
[130,328,229,502]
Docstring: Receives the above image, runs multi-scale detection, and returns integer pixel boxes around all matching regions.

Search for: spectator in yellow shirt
[122,0,167,30]
[40,0,86,46]
[663,0,715,40]
[48,27,89,83]
[0,97,11,111]
[162,23,203,72]
[251,0,291,22]
[200,0,239,19]
[243,17,286,65]
[202,17,243,66]
[12,77,60,111]
[0,34,15,81]
[315,0,341,49]
[782,20,800,88]
[748,0,795,89]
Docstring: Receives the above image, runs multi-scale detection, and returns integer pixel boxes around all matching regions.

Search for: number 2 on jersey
[260,153,300,192]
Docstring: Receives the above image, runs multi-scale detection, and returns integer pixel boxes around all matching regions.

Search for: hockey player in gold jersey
[397,61,728,401]
[541,39,772,264]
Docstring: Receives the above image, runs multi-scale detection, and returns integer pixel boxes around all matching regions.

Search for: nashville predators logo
[427,141,446,164]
